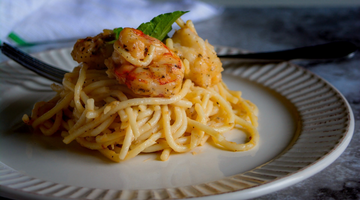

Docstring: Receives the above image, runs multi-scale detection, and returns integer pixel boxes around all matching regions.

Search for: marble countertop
[1,7,359,200]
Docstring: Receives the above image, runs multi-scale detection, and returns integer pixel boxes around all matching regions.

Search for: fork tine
[1,43,69,83]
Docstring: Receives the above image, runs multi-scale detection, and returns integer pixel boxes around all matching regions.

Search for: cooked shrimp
[105,28,184,97]
[171,22,223,88]
[71,29,115,69]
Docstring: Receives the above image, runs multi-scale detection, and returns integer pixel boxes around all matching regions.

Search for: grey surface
[1,7,359,200]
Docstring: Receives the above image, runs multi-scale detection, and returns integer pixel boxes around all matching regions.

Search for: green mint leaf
[108,11,188,44]
[137,11,189,41]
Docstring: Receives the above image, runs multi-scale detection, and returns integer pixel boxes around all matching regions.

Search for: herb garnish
[108,11,188,44]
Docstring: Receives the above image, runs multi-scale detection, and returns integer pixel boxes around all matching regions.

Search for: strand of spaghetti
[136,123,161,142]
[41,120,53,129]
[74,64,88,114]
[113,89,128,101]
[105,90,127,117]
[103,79,191,116]
[162,105,188,152]
[138,105,147,112]
[193,86,235,124]
[200,134,210,146]
[212,125,234,133]
[120,115,150,130]
[217,82,238,104]
[69,100,95,133]
[139,109,161,134]
[183,58,190,75]
[209,103,219,116]
[135,116,152,129]
[126,107,140,138]
[104,96,117,104]
[115,42,155,67]
[205,99,213,117]
[118,109,128,122]
[30,102,45,119]
[63,70,79,80]
[187,118,224,142]
[228,90,242,99]
[110,85,140,97]
[50,84,63,93]
[196,102,207,123]
[175,136,189,144]
[213,136,255,151]
[170,107,183,133]
[98,149,120,162]
[76,136,120,150]
[89,87,110,98]
[63,66,79,77]
[175,18,185,28]
[142,142,169,153]
[190,103,206,148]
[96,130,126,143]
[89,114,117,136]
[86,105,104,119]
[62,77,75,92]
[160,148,171,161]
[189,130,201,150]
[137,108,153,120]
[32,92,74,128]
[124,131,162,160]
[173,108,188,139]
[201,93,210,109]
[61,131,69,138]
[246,100,259,116]
[139,138,167,152]
[235,115,259,145]
[64,109,113,143]
[82,79,118,93]
[237,97,258,127]
[119,126,134,160]
[186,20,197,34]
[213,116,258,151]
[216,84,225,99]
[120,119,129,129]
[172,99,193,108]
[189,117,255,151]
[165,38,174,50]
[80,91,89,105]
[39,111,63,136]
[103,128,112,135]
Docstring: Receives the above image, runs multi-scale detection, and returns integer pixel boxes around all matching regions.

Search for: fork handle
[1,43,68,83]
[218,41,358,61]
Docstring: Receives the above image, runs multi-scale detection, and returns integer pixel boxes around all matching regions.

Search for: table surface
[1,7,359,200]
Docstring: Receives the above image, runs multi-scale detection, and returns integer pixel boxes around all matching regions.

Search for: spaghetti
[23,18,259,162]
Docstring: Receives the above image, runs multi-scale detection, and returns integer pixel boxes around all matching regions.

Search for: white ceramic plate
[0,47,354,200]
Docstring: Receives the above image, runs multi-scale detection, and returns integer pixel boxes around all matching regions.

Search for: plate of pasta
[0,12,354,200]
